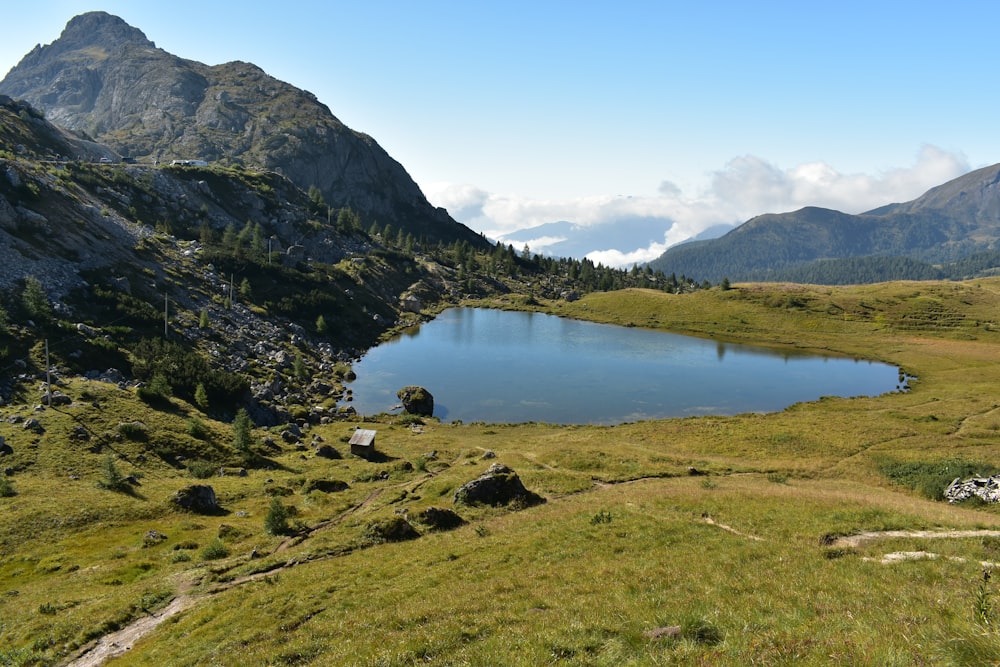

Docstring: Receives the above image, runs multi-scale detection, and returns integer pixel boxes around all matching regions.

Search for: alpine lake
[345,307,904,424]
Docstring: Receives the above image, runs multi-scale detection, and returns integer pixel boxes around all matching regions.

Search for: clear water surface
[345,308,901,424]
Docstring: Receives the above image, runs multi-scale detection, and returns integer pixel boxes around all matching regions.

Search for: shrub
[137,374,172,406]
[186,417,210,440]
[118,421,147,441]
[186,459,217,479]
[264,497,292,536]
[97,455,132,493]
[0,475,15,498]
[200,538,229,561]
[396,413,425,427]
[590,510,613,525]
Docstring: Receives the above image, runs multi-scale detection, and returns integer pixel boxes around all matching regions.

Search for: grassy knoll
[3,279,1000,665]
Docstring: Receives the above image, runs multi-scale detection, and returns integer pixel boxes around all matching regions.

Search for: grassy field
[3,279,1000,665]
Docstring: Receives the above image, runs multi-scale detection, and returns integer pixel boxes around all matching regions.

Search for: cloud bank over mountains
[424,146,970,267]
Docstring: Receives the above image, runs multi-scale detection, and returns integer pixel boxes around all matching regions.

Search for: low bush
[186,460,217,479]
[117,421,147,441]
[200,538,229,561]
[186,418,210,440]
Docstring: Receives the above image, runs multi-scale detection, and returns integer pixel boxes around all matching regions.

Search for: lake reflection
[345,308,901,424]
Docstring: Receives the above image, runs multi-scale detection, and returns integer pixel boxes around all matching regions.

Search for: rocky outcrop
[453,463,544,508]
[413,506,465,531]
[397,386,434,417]
[945,476,1000,503]
[301,479,349,494]
[171,485,220,514]
[0,12,487,248]
[363,516,420,544]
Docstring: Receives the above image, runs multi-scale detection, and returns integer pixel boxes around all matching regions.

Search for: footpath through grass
[2,279,1000,665]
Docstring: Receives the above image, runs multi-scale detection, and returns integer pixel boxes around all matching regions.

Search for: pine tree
[21,276,51,324]
[232,408,254,460]
[239,278,252,300]
[264,497,291,535]
[98,454,130,493]
[194,382,210,411]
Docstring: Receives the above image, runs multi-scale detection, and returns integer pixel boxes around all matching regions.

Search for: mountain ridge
[649,163,1000,283]
[0,11,486,249]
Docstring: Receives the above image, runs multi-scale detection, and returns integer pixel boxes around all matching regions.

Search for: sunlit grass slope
[2,278,1000,665]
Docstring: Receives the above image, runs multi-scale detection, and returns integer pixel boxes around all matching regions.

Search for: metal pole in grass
[45,339,51,407]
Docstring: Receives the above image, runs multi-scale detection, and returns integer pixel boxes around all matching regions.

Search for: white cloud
[515,235,568,253]
[586,243,673,268]
[711,145,969,216]
[423,146,971,268]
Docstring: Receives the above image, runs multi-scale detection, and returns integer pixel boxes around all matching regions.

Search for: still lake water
[345,308,901,424]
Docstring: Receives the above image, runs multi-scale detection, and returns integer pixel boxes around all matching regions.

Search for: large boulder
[397,386,434,417]
[301,479,349,494]
[363,516,420,544]
[413,506,465,531]
[171,485,220,514]
[453,463,544,508]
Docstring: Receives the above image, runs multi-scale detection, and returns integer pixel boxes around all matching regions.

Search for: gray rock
[315,445,342,459]
[397,385,434,417]
[945,475,1000,503]
[413,506,464,531]
[43,391,72,406]
[171,484,220,514]
[453,463,544,508]
[301,479,349,494]
[22,418,43,433]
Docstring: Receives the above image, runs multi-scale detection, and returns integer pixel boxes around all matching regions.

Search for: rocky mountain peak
[59,11,155,50]
[12,11,154,71]
[0,12,487,248]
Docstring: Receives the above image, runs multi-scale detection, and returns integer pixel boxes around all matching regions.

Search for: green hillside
[3,279,1000,665]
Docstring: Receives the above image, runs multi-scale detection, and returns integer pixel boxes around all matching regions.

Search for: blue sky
[3,2,997,264]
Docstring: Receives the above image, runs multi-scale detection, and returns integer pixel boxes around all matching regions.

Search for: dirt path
[830,529,1000,549]
[63,462,1000,666]
[66,594,197,667]
[702,514,765,541]
[63,470,430,666]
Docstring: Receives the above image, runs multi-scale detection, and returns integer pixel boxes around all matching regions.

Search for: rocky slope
[0,95,463,423]
[0,11,486,248]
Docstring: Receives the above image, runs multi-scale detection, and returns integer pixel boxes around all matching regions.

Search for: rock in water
[397,386,434,417]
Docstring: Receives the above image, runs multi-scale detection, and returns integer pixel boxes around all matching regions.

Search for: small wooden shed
[349,428,377,459]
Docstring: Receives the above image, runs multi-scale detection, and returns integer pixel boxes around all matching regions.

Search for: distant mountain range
[0,11,485,248]
[649,163,1000,283]
[498,217,670,260]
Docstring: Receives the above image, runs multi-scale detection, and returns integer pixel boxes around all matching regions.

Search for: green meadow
[3,279,1000,665]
